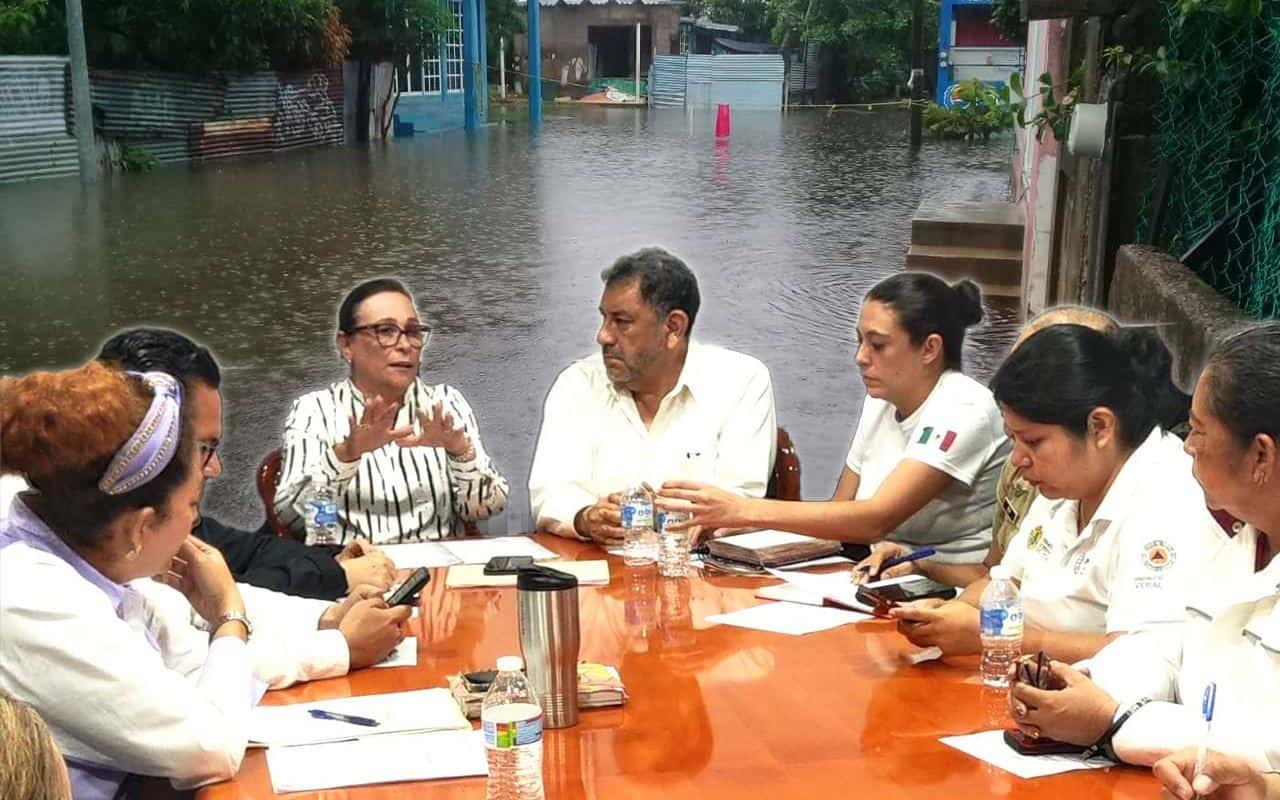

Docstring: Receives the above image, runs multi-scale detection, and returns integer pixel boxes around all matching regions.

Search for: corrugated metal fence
[647,54,784,111]
[0,57,79,183]
[1,57,344,184]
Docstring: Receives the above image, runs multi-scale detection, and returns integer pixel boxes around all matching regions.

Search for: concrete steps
[907,201,1025,297]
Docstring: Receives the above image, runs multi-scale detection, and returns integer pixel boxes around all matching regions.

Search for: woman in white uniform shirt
[0,362,257,798]
[663,273,1009,563]
[275,278,509,544]
[893,324,1221,663]
[1006,324,1280,781]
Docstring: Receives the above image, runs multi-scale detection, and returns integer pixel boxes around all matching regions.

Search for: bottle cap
[989,565,1012,581]
[496,655,523,672]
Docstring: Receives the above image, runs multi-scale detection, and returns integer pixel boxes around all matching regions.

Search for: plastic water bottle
[304,481,340,546]
[979,564,1024,688]
[620,486,657,567]
[481,655,544,800]
[657,509,692,577]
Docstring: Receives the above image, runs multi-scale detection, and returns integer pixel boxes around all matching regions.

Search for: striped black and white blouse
[275,378,508,544]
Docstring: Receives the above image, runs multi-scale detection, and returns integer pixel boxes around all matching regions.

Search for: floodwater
[0,106,1018,531]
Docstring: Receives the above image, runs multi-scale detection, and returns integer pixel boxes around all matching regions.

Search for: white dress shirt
[846,370,1010,562]
[528,342,777,529]
[0,499,257,799]
[276,378,509,544]
[1001,429,1224,634]
[1088,524,1278,769]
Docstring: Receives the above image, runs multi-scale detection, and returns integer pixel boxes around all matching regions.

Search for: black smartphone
[462,670,497,693]
[864,578,957,604]
[384,567,430,606]
[854,585,898,617]
[483,555,535,575]
[1003,728,1087,756]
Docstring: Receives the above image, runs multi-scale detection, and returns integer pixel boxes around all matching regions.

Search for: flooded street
[1,106,1017,531]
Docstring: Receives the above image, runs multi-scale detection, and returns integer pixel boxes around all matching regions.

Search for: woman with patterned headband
[0,362,256,798]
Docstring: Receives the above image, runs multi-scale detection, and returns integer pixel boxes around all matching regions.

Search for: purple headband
[97,371,184,496]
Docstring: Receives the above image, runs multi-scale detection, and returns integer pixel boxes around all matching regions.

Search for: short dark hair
[98,328,221,389]
[338,278,414,333]
[601,247,701,334]
[865,273,984,371]
[991,324,1190,448]
[1204,323,1280,448]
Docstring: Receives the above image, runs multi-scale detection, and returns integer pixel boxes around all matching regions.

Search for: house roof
[714,37,778,53]
[679,16,742,32]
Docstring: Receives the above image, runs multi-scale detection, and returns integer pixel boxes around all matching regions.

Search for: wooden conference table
[200,535,1158,800]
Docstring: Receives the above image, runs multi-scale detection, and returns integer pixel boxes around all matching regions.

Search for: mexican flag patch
[917,426,957,452]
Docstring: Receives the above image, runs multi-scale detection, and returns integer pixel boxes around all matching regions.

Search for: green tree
[337,0,452,140]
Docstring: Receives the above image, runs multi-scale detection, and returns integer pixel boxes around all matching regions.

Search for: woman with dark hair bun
[1006,323,1280,778]
[892,324,1220,664]
[663,272,1009,565]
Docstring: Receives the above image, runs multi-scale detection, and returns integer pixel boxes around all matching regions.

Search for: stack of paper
[940,730,1113,779]
[381,536,558,569]
[707,530,843,568]
[249,688,469,747]
[447,663,627,719]
[265,729,488,792]
[444,560,610,588]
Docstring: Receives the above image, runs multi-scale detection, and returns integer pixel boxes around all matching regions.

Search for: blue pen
[1191,682,1217,797]
[308,709,381,727]
[858,547,937,573]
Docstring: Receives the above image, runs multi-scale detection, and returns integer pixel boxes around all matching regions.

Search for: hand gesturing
[396,401,470,457]
[336,395,414,462]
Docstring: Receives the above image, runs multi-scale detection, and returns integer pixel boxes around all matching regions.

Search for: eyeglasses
[348,322,432,349]
[198,439,220,470]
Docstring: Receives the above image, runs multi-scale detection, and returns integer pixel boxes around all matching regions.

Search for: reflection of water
[0,107,1016,530]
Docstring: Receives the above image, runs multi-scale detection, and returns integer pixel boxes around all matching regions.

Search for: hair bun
[951,279,984,327]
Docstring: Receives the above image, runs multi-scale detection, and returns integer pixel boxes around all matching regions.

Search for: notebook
[706,530,843,567]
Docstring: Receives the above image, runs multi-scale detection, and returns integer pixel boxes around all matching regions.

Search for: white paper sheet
[440,536,558,564]
[715,529,828,550]
[773,555,853,570]
[939,730,1113,779]
[374,637,417,668]
[250,688,469,747]
[765,568,871,612]
[445,560,610,588]
[380,541,459,569]
[705,601,868,635]
[265,729,488,792]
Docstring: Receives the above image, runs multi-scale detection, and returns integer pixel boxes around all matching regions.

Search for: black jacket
[197,516,348,600]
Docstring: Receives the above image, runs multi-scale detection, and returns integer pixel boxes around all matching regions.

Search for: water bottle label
[483,716,543,748]
[621,502,653,528]
[316,501,338,527]
[981,606,1024,637]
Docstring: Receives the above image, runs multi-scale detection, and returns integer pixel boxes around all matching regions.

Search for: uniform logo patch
[917,426,959,452]
[1142,539,1176,571]
[1027,526,1044,550]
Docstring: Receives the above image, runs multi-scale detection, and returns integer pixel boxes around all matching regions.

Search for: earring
[125,545,141,561]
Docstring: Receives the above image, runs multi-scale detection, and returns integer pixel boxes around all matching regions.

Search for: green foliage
[1010,68,1080,142]
[989,0,1026,43]
[117,143,158,172]
[0,0,63,53]
[338,0,452,62]
[1,0,348,70]
[486,0,523,74]
[923,78,1015,139]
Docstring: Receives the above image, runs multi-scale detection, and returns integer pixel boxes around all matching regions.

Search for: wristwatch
[1082,697,1151,761]
[213,610,253,638]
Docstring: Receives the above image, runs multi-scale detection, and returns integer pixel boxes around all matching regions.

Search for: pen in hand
[1191,682,1217,800]
[858,547,937,574]
[308,709,381,727]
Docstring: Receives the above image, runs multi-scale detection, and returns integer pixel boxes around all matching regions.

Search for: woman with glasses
[275,278,508,543]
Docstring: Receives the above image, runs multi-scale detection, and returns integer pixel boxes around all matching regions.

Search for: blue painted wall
[396,92,465,134]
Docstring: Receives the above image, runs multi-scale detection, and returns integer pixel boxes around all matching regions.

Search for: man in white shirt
[529,247,777,545]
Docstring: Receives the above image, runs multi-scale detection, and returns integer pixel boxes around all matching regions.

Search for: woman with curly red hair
[0,362,256,799]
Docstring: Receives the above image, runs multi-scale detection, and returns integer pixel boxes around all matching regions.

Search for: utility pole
[909,0,924,148]
[65,0,96,182]
[527,0,542,126]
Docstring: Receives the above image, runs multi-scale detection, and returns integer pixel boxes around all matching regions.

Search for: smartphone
[462,670,497,693]
[854,585,898,617]
[863,578,957,604]
[1003,728,1087,756]
[483,555,535,575]
[384,567,430,606]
